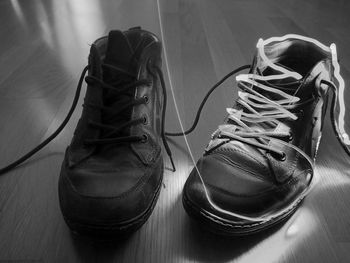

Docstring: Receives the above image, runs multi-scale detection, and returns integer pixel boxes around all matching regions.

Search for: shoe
[58,27,173,238]
[181,34,349,235]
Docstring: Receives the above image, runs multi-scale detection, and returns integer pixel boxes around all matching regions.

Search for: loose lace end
[341,133,350,145]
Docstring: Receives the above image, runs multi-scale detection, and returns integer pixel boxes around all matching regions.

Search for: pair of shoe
[1,27,349,238]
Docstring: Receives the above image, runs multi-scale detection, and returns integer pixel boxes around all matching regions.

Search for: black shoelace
[165,65,251,136]
[83,64,152,145]
[0,63,175,175]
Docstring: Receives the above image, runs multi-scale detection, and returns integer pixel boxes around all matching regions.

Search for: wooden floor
[0,0,349,262]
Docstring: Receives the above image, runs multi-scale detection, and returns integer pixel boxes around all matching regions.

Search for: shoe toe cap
[183,153,311,225]
[58,157,163,227]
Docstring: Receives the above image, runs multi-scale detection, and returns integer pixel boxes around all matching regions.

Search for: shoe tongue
[101,31,138,136]
[251,52,318,101]
[252,51,301,90]
[104,30,136,77]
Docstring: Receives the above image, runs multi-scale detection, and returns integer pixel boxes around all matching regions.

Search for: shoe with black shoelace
[0,27,174,238]
[57,27,177,238]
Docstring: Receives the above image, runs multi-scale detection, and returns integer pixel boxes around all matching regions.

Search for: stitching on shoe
[198,196,303,229]
[63,167,164,227]
[212,146,270,175]
[205,182,276,198]
[212,152,271,182]
[185,191,304,229]
[204,170,308,198]
[62,152,162,200]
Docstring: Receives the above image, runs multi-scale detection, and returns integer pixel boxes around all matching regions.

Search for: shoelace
[83,64,152,145]
[0,63,175,175]
[213,73,313,165]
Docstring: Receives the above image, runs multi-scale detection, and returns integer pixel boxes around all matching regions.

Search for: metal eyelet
[279,152,287,161]
[269,151,286,161]
[142,115,148,125]
[143,95,149,104]
[141,134,148,143]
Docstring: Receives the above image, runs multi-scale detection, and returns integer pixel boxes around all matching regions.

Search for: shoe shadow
[69,229,136,262]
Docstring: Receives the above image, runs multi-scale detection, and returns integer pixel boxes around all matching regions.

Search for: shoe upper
[184,36,338,224]
[59,28,164,224]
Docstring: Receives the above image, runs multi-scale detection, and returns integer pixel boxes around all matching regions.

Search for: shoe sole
[62,169,163,240]
[182,190,305,236]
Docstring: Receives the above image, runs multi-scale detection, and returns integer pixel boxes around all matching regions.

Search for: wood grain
[0,0,349,262]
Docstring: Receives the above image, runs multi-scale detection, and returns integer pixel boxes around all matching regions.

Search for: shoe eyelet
[141,134,148,143]
[269,151,286,161]
[288,133,293,141]
[143,95,149,104]
[142,115,148,125]
[279,152,286,161]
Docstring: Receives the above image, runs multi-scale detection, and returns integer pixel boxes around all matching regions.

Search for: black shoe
[180,35,349,235]
[58,27,174,238]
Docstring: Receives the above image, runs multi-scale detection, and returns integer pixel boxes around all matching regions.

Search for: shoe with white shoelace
[181,35,350,235]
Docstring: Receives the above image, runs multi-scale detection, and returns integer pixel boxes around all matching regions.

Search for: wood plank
[0,0,349,262]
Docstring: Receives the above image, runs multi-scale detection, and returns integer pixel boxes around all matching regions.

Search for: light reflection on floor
[10,0,26,27]
[51,0,105,72]
[238,207,316,263]
[35,0,54,49]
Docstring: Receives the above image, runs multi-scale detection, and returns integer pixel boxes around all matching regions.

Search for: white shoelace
[200,35,347,222]
[220,74,302,158]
